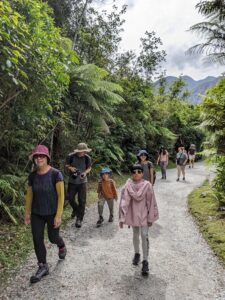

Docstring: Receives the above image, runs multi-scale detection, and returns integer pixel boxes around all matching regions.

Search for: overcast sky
[101,0,225,80]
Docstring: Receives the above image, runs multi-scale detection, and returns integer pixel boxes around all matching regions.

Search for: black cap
[130,164,144,172]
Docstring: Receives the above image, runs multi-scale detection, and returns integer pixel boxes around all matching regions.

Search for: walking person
[176,146,188,181]
[24,145,66,284]
[188,144,196,168]
[119,164,159,276]
[136,149,155,185]
[96,167,118,227]
[65,143,92,228]
[157,146,169,179]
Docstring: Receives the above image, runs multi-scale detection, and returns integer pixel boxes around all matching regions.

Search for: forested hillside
[0,0,224,226]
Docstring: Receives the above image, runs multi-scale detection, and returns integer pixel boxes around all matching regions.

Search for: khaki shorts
[189,155,195,161]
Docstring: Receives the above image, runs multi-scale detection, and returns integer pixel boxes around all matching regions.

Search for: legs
[132,227,140,254]
[77,183,87,221]
[106,199,114,221]
[181,165,186,180]
[31,214,47,264]
[177,165,186,180]
[68,183,78,217]
[46,215,65,248]
[141,227,149,261]
[160,161,167,179]
[98,198,106,217]
[132,226,150,275]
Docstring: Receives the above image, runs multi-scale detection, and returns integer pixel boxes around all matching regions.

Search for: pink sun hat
[29,145,51,160]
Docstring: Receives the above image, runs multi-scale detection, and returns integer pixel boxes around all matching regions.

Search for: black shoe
[30,263,49,284]
[96,216,104,227]
[183,177,185,181]
[71,211,76,219]
[75,219,82,228]
[132,253,140,266]
[58,246,67,259]
[108,215,114,222]
[142,260,149,276]
[176,178,179,182]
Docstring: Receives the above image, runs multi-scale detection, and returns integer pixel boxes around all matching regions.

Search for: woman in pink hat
[24,145,66,283]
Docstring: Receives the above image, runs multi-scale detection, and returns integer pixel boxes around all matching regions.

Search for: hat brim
[29,152,50,161]
[73,148,92,153]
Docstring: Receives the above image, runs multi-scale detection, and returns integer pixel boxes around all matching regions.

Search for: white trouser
[132,226,149,261]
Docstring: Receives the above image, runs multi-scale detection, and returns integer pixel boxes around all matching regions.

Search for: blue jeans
[160,161,167,178]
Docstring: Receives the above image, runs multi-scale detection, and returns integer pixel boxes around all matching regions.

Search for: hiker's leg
[98,198,105,217]
[141,226,149,261]
[77,183,87,221]
[106,199,114,216]
[31,214,47,264]
[181,165,185,178]
[177,165,181,178]
[68,183,78,216]
[160,161,164,178]
[47,215,65,248]
[133,227,140,254]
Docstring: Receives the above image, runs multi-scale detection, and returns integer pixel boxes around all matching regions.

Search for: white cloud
[102,0,225,79]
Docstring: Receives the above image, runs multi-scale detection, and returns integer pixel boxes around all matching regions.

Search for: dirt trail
[1,163,225,300]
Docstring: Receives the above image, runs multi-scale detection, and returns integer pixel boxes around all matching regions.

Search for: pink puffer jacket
[119,179,159,226]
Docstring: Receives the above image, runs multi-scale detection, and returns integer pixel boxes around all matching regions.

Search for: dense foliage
[0,0,205,224]
[201,79,225,204]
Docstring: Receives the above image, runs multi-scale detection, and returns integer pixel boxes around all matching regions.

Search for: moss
[0,174,129,286]
[188,180,225,265]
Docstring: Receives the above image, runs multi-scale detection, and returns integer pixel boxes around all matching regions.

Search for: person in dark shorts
[24,145,66,284]
[65,143,92,228]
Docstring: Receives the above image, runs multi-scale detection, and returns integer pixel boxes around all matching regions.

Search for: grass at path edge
[188,180,225,265]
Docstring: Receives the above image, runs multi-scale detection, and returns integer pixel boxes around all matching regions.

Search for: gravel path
[1,163,225,300]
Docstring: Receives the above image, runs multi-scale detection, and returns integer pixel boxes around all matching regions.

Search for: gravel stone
[0,163,225,300]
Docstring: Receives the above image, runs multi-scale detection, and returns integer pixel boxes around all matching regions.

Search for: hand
[54,217,62,228]
[69,166,76,173]
[119,222,124,229]
[148,222,152,227]
[24,215,30,225]
[80,172,86,179]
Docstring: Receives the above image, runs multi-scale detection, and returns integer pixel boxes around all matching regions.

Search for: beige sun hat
[74,143,92,153]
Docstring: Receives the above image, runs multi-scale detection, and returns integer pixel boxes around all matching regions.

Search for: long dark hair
[159,146,167,156]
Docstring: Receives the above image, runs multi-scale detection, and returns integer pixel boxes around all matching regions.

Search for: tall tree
[188,0,225,64]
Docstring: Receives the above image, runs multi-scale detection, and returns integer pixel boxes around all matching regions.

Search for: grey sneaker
[30,263,49,283]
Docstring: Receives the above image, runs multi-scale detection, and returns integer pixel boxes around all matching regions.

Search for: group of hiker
[24,142,196,283]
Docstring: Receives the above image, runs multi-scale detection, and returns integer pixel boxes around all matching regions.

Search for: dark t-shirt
[66,154,91,184]
[28,168,63,216]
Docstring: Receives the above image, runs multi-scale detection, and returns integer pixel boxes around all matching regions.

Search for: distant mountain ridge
[154,75,220,104]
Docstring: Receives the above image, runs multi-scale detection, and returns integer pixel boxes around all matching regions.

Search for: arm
[24,186,33,225]
[54,181,65,228]
[112,180,118,200]
[150,167,154,185]
[183,154,188,165]
[119,185,131,226]
[146,185,159,224]
[157,155,160,165]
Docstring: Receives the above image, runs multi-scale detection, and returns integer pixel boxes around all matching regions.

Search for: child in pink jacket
[119,164,159,276]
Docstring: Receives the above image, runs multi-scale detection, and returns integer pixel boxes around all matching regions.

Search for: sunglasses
[132,170,143,174]
[33,154,46,159]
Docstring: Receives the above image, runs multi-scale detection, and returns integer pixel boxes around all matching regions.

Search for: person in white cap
[65,143,92,228]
